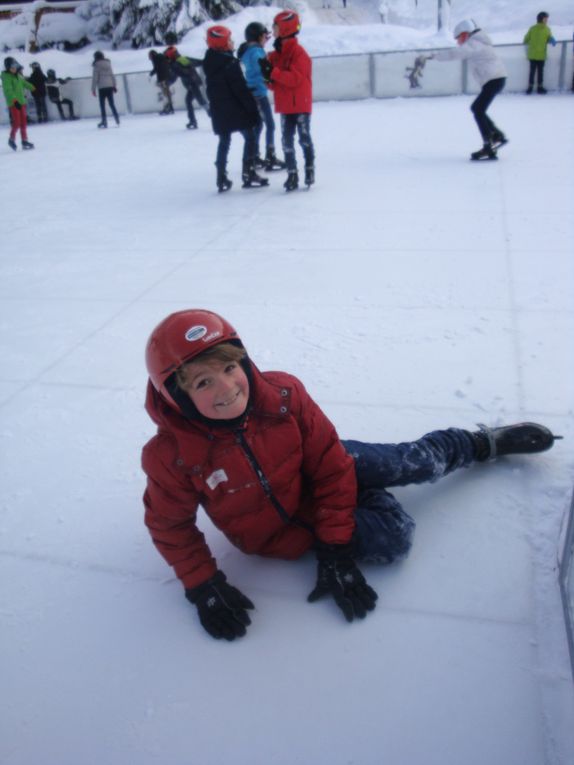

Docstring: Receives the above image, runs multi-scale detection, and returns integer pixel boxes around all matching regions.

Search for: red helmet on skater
[273,10,301,38]
[146,309,241,410]
[206,25,233,50]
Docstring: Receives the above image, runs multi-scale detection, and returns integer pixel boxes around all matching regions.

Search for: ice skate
[216,167,232,193]
[526,86,533,94]
[264,148,286,171]
[8,138,17,151]
[490,130,508,150]
[186,121,198,130]
[98,122,107,129]
[21,140,34,150]
[537,86,547,94]
[471,143,497,161]
[241,162,269,189]
[284,171,299,192]
[304,165,315,187]
[473,422,562,461]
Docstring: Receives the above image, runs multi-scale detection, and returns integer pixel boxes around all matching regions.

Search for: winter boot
[241,162,269,189]
[216,167,232,193]
[537,86,547,94]
[490,130,508,150]
[526,86,533,94]
[472,422,562,462]
[284,171,299,192]
[264,147,286,171]
[471,143,497,161]
[304,165,315,187]
[8,138,17,151]
[21,140,34,150]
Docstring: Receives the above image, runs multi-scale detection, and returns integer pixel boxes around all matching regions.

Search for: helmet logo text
[185,325,208,342]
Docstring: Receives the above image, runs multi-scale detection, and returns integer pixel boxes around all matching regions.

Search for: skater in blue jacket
[238,22,285,171]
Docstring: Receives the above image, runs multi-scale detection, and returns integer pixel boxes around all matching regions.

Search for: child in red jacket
[142,309,560,641]
[259,10,314,191]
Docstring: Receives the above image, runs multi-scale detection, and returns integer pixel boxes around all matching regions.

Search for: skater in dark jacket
[165,46,209,129]
[149,50,175,115]
[91,51,120,128]
[46,69,78,120]
[259,10,315,191]
[142,309,561,641]
[2,57,35,150]
[430,19,507,160]
[28,62,48,123]
[203,25,268,193]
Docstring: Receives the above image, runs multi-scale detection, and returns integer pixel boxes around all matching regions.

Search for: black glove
[258,57,273,83]
[13,101,22,111]
[185,570,255,640]
[307,542,378,622]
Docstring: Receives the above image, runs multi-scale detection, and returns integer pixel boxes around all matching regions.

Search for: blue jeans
[343,428,476,563]
[255,95,275,153]
[281,113,314,171]
[216,128,258,169]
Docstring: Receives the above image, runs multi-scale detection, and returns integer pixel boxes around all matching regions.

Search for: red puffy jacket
[267,37,312,114]
[142,365,357,589]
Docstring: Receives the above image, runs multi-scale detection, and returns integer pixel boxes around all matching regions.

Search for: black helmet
[4,56,18,70]
[93,50,104,61]
[244,22,269,42]
[165,31,177,45]
[31,61,41,69]
[47,69,56,78]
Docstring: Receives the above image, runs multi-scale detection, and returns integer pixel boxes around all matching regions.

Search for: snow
[2,2,574,764]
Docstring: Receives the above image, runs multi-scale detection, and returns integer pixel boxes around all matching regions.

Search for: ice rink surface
[1,94,574,765]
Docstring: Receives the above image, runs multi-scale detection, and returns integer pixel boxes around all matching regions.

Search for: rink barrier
[1,39,573,124]
[560,489,574,683]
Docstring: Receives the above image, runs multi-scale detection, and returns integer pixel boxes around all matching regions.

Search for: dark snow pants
[343,428,477,563]
[216,128,257,169]
[470,77,505,142]
[528,60,545,87]
[98,88,119,125]
[281,113,315,171]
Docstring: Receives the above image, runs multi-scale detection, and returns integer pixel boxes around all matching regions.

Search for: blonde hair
[175,342,246,390]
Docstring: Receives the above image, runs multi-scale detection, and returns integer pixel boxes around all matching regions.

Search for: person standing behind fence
[2,57,35,151]
[92,51,120,129]
[523,12,557,94]
[28,62,48,123]
[149,50,175,115]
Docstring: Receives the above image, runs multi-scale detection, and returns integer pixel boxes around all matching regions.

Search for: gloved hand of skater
[13,101,21,110]
[307,541,378,622]
[185,570,255,640]
[549,36,557,46]
[258,57,273,83]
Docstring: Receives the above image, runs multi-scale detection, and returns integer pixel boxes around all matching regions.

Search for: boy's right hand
[185,570,254,640]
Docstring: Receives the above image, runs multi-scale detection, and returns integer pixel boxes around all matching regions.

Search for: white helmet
[453,19,477,38]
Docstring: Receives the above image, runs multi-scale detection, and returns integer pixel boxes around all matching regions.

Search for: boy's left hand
[258,58,273,82]
[308,542,378,622]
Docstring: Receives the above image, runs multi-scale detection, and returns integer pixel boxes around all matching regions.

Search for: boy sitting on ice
[142,309,560,641]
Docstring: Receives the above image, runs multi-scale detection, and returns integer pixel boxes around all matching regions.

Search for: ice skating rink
[1,94,573,765]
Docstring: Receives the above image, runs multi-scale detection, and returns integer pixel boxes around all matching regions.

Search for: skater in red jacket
[259,10,315,191]
[142,309,560,642]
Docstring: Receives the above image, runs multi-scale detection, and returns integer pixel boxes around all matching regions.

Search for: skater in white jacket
[430,20,507,160]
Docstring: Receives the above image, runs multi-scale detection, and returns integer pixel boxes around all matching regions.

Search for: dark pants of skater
[215,127,257,170]
[98,87,119,126]
[33,94,48,123]
[255,95,276,153]
[343,428,477,563]
[281,113,315,172]
[470,77,506,143]
[50,97,75,120]
[528,60,545,87]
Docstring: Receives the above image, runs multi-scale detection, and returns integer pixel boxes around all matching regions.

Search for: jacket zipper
[234,429,314,534]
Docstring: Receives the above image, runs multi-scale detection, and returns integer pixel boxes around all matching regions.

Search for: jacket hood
[203,48,235,76]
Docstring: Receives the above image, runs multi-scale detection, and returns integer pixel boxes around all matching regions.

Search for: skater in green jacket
[2,56,35,151]
[523,12,556,94]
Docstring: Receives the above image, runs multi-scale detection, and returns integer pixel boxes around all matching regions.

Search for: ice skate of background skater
[142,309,561,641]
[430,19,508,161]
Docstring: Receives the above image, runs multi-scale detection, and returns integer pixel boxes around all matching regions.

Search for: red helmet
[273,10,301,38]
[207,25,232,50]
[145,309,240,409]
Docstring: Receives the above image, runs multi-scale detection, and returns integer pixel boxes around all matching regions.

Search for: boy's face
[182,358,249,420]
